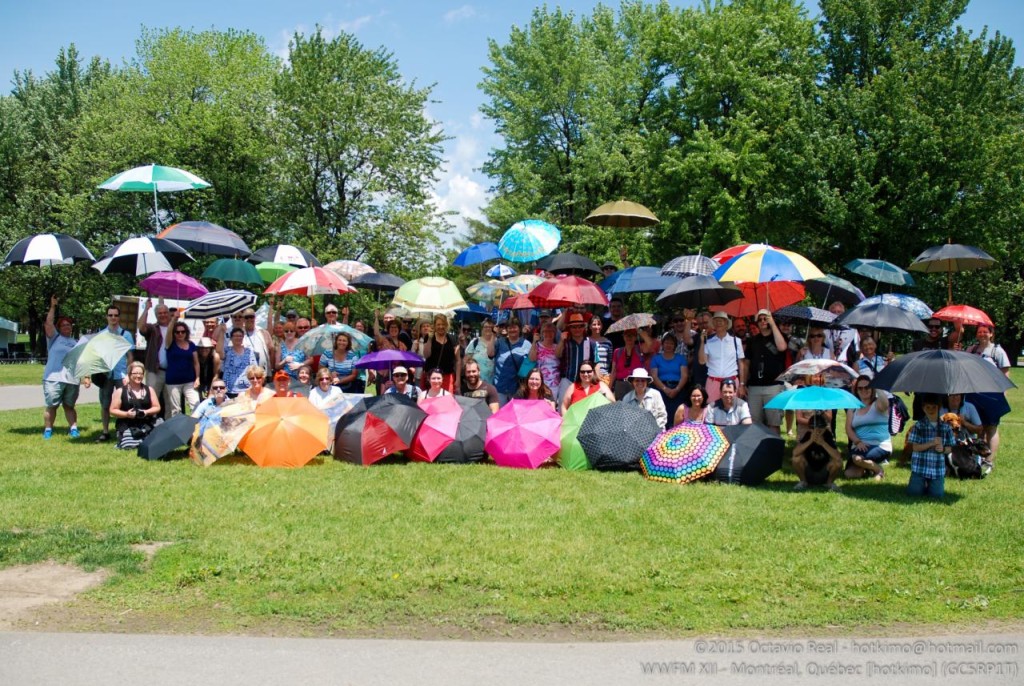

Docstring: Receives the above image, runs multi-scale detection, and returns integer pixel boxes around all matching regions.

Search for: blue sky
[1,1,1020,240]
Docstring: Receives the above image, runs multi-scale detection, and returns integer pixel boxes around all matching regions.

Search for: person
[138,297,172,402]
[559,363,615,414]
[309,368,344,409]
[323,304,340,327]
[604,297,627,348]
[421,314,460,392]
[687,311,712,388]
[792,411,842,492]
[844,375,891,480]
[621,368,668,430]
[374,311,411,352]
[697,311,745,404]
[273,370,300,397]
[555,312,594,403]
[293,364,313,397]
[942,393,982,438]
[95,304,135,443]
[798,327,834,361]
[222,328,258,397]
[601,261,617,279]
[276,321,306,382]
[824,300,858,364]
[514,367,556,410]
[906,394,955,498]
[463,318,497,384]
[110,361,161,450]
[41,295,87,439]
[705,379,752,426]
[674,385,709,425]
[460,359,499,413]
[385,366,420,401]
[966,324,1011,465]
[529,322,561,395]
[649,333,688,425]
[191,379,230,421]
[320,332,361,393]
[236,365,274,408]
[240,307,274,378]
[419,368,451,404]
[163,317,200,418]
[743,309,787,433]
[912,317,958,351]
[493,318,532,405]
[731,316,748,343]
[587,315,613,386]
[856,336,891,379]
[196,337,221,399]
[609,328,645,400]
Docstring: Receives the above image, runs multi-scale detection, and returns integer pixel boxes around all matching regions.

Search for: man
[201,317,219,341]
[744,309,787,433]
[42,295,87,439]
[792,412,842,493]
[240,307,275,378]
[731,316,748,343]
[95,304,136,442]
[705,379,752,426]
[284,309,299,323]
[601,261,617,279]
[824,301,858,364]
[604,297,627,349]
[697,311,746,404]
[385,366,419,400]
[138,297,172,402]
[273,370,299,397]
[323,304,340,326]
[912,317,958,351]
[621,368,667,430]
[555,311,595,403]
[460,359,499,413]
[665,311,696,355]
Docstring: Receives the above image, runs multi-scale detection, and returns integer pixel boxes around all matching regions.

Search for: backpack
[888,394,910,435]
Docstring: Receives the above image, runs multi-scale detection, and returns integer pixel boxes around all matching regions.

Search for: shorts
[99,377,122,410]
[43,381,80,408]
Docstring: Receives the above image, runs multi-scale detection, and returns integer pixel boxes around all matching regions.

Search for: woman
[163,320,200,418]
[421,314,460,392]
[798,327,834,361]
[236,365,274,408]
[464,318,497,384]
[705,379,752,426]
[514,368,556,410]
[844,375,891,480]
[674,385,709,426]
[196,337,221,399]
[588,315,613,385]
[856,336,890,379]
[943,393,983,438]
[375,313,409,352]
[649,333,688,425]
[110,361,161,450]
[222,327,258,397]
[967,324,1011,465]
[494,318,532,405]
[191,379,229,421]
[529,322,561,392]
[609,328,645,400]
[293,365,313,397]
[276,322,306,381]
[320,332,362,393]
[309,368,344,410]
[418,368,451,405]
[559,363,615,414]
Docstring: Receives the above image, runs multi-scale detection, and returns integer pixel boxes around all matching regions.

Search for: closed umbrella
[655,274,743,310]
[183,289,258,319]
[202,258,263,287]
[577,403,659,471]
[558,391,611,471]
[137,414,197,461]
[334,394,427,465]
[454,242,501,267]
[661,254,720,278]
[138,271,208,300]
[238,396,327,468]
[485,399,562,469]
[156,221,251,257]
[249,244,321,268]
[92,236,193,276]
[3,233,94,267]
[497,219,561,262]
[834,302,929,335]
[97,163,211,230]
[870,349,1015,395]
[642,423,731,484]
[391,277,468,316]
[584,200,659,228]
[61,332,133,379]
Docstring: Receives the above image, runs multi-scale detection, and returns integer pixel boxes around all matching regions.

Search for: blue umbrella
[454,242,501,267]
[765,386,863,412]
[485,263,517,279]
[600,266,678,295]
[453,303,494,322]
[497,219,561,262]
[858,293,933,319]
[845,259,915,287]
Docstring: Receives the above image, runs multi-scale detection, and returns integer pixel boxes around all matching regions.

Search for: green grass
[0,363,45,385]
[0,372,1022,637]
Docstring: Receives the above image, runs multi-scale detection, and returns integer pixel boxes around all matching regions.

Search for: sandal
[95,432,110,443]
[873,467,885,481]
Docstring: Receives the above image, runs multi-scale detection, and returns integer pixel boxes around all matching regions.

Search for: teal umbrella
[202,258,263,286]
[61,332,133,379]
[497,219,560,262]
[255,261,297,284]
[97,163,211,230]
[765,386,863,412]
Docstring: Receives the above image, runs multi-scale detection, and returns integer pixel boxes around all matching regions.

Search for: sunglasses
[809,334,824,338]
[211,386,227,391]
[579,369,593,374]
[174,329,188,334]
[856,386,871,391]
[393,373,408,378]
[244,315,255,320]
[106,313,119,318]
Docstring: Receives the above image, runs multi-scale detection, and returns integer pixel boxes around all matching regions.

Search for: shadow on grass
[750,476,963,504]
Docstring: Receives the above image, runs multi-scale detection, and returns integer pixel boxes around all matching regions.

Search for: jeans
[907,471,945,498]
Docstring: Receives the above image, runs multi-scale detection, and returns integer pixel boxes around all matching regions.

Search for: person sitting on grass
[792,411,842,493]
[273,370,300,398]
[705,378,751,426]
[385,366,420,401]
[110,361,161,451]
[621,368,667,431]
[514,367,556,410]
[192,379,230,421]
[906,394,955,499]
[844,374,890,481]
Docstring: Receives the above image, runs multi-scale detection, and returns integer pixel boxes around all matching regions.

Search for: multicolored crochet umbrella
[641,423,731,484]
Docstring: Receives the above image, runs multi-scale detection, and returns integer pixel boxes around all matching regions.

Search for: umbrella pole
[152,187,160,231]
[947,271,953,306]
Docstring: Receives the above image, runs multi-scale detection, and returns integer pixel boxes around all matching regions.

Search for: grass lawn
[1,370,1022,638]
[0,363,45,386]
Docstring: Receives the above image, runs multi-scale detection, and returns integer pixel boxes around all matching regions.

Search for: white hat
[627,368,653,382]
[711,311,732,325]
[392,366,409,376]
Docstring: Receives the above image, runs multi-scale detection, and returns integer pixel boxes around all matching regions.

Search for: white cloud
[443,5,477,24]
[272,13,377,61]
[337,15,374,33]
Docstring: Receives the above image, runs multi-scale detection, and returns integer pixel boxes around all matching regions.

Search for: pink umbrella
[485,399,562,469]
[138,271,209,300]
[408,395,462,462]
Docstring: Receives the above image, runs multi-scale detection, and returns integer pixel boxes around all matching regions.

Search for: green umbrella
[559,391,611,471]
[255,261,297,284]
[202,258,264,286]
[61,332,133,379]
[97,163,211,230]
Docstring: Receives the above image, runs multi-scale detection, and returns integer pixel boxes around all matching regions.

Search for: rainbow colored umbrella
[558,391,610,471]
[642,424,731,484]
[407,395,462,462]
[485,399,561,469]
[713,246,824,283]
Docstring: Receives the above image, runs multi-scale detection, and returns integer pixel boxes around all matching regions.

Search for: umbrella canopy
[249,244,321,268]
[156,221,251,257]
[805,274,865,307]
[61,332,133,379]
[642,423,731,484]
[497,219,561,262]
[584,200,659,228]
[713,247,824,283]
[536,252,601,275]
[765,386,863,412]
[932,304,993,328]
[909,243,997,305]
[237,397,327,468]
[834,302,930,335]
[606,313,657,334]
[3,233,95,267]
[578,402,660,472]
[265,266,356,297]
[137,414,197,461]
[485,263,517,279]
[467,280,514,303]
[655,274,743,310]
[191,402,257,467]
[529,275,609,308]
[485,399,562,469]
[845,258,915,287]
[295,323,372,357]
[453,303,495,323]
[454,241,502,267]
[407,395,462,462]
[335,394,427,465]
[858,293,933,319]
[434,396,490,464]
[558,392,611,471]
[325,260,375,282]
[661,254,719,278]
[138,271,208,300]
[92,236,193,276]
[600,266,679,295]
[354,349,425,371]
[713,424,785,485]
[772,305,841,328]
[392,277,468,315]
[202,258,264,286]
[499,293,538,311]
[184,289,258,319]
[255,261,297,284]
[711,243,774,264]
[350,272,405,292]
[717,281,806,318]
[97,164,211,230]
[506,274,545,293]
[870,349,1015,395]
[777,359,860,389]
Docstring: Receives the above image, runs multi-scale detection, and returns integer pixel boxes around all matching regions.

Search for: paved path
[0,384,99,411]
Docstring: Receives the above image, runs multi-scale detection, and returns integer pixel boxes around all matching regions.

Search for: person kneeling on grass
[792,411,842,493]
[906,394,955,499]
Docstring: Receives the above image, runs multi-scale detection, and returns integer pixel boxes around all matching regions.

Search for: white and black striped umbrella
[661,254,719,277]
[3,233,95,267]
[184,289,258,318]
[91,237,193,276]
[249,244,321,268]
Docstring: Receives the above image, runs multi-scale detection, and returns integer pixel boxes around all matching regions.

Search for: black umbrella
[870,349,1016,395]
[137,414,198,461]
[435,396,490,464]
[334,393,427,465]
[92,236,193,276]
[655,274,743,310]
[713,424,785,485]
[536,252,601,275]
[248,244,321,268]
[3,233,95,267]
[833,302,929,335]
[804,274,865,307]
[660,254,719,277]
[157,221,252,257]
[577,403,660,471]
[908,243,997,305]
[350,271,405,291]
[772,305,843,329]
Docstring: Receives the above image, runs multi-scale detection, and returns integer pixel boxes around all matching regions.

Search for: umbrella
[183,289,258,319]
[190,402,257,467]
[454,242,502,268]
[714,247,824,284]
[354,349,425,371]
[764,386,863,412]
[137,414,197,461]
[641,423,731,484]
[295,323,372,357]
[499,293,538,311]
[318,393,358,444]
[91,236,193,276]
[97,163,211,230]
[61,332,133,379]
[467,280,514,303]
[777,359,860,389]
[717,281,806,318]
[661,254,719,278]
[138,271,208,300]
[578,403,660,471]
[870,349,1015,395]
[3,233,95,267]
[392,277,468,315]
[506,274,545,293]
[909,243,997,305]
[655,274,743,310]
[497,219,561,262]
[453,303,495,323]
[845,258,915,287]
[772,305,840,328]
[711,243,775,264]
[558,392,611,470]
[434,396,490,464]
[606,313,657,334]
[325,260,375,282]
[805,274,865,307]
[600,266,679,295]
[932,304,993,328]
[536,253,601,275]
[350,272,405,292]
[858,293,933,319]
[713,424,785,485]
[156,221,251,257]
[485,399,562,469]
[255,261,297,284]
[334,394,427,465]
[237,396,327,468]
[202,258,264,286]
[249,244,321,268]
[834,302,929,335]
[264,266,356,296]
[485,264,517,279]
[407,395,462,462]
[529,275,608,308]
[584,200,659,228]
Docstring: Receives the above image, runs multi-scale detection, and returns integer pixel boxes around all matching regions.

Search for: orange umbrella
[237,397,328,468]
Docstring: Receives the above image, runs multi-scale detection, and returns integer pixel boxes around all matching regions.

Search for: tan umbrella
[584,200,659,229]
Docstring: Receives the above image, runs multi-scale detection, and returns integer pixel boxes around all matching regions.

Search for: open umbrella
[190,402,257,467]
[454,242,502,268]
[407,394,462,462]
[497,219,561,262]
[909,243,996,305]
[97,164,211,230]
[255,261,297,284]
[506,274,545,293]
[765,386,863,412]
[714,246,824,284]
[600,266,679,295]
[858,293,933,319]
[137,414,197,461]
[61,332,133,379]
[558,392,611,471]
[138,271,208,300]
[772,305,841,328]
[3,233,95,267]
[453,303,495,324]
[642,423,731,484]
[932,304,993,328]
[265,266,355,296]
[805,274,865,307]
[156,221,251,257]
[661,254,720,278]
[183,289,258,319]
[711,243,775,264]
[870,349,1015,395]
[249,244,321,268]
[334,394,427,465]
[295,323,372,357]
[606,313,657,334]
[392,277,468,315]
[467,280,514,303]
[536,253,601,275]
[717,281,806,318]
[713,424,785,485]
[485,264,517,279]
[655,274,743,310]
[834,302,929,335]
[237,396,327,468]
[529,275,608,308]
[578,402,660,471]
[325,260,375,282]
[499,293,538,311]
[777,359,860,389]
[202,258,263,286]
[584,200,659,228]
[485,399,562,469]
[434,396,490,464]
[350,272,405,292]
[845,258,915,287]
[92,236,193,276]
[354,349,425,371]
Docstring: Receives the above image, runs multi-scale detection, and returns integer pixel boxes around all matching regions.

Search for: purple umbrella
[353,349,425,371]
[139,271,209,299]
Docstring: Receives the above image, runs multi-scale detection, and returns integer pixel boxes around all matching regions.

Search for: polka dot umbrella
[641,423,731,484]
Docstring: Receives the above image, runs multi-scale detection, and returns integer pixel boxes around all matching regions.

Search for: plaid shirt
[908,418,955,479]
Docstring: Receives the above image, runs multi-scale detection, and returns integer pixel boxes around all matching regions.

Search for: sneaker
[95,432,110,443]
[69,428,80,439]
[827,482,842,493]
[43,428,53,440]
[793,481,808,492]
[982,460,993,476]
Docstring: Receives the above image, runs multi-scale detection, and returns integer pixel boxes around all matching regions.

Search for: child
[906,394,955,498]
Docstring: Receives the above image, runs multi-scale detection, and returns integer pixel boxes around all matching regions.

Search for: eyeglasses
[211,386,227,391]
[579,369,593,374]
[809,334,824,339]
[325,310,338,315]
[175,329,188,334]
[393,373,408,378]
[244,315,255,320]
[249,377,264,383]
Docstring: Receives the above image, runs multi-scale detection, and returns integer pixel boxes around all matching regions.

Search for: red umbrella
[711,242,776,265]
[334,394,426,465]
[499,293,538,310]
[528,275,608,308]
[264,265,357,321]
[717,281,806,318]
[932,304,993,328]
[407,395,462,462]
[485,399,562,469]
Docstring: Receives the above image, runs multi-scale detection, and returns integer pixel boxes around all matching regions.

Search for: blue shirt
[44,333,78,384]
[650,352,687,385]
[908,417,955,479]
[320,349,358,379]
[494,337,532,395]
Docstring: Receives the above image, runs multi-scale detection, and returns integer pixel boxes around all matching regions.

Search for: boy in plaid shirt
[906,394,955,498]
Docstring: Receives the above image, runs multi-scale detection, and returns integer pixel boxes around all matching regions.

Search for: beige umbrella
[391,277,469,316]
[584,200,659,229]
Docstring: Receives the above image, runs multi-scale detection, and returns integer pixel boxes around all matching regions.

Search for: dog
[941,412,988,479]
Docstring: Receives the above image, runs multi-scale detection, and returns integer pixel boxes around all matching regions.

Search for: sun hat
[197,337,215,348]
[273,370,290,382]
[627,368,653,382]
[392,366,409,376]
[755,308,772,319]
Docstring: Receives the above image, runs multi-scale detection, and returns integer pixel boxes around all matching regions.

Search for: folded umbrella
[238,396,327,468]
[558,391,611,471]
[578,402,660,472]
[642,423,731,484]
[870,349,1016,395]
[485,399,562,469]
[138,414,198,461]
